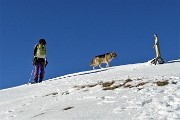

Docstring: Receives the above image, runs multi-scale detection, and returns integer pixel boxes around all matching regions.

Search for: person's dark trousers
[34,62,45,83]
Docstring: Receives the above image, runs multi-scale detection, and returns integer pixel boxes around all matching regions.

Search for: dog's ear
[114,52,117,58]
[112,51,116,54]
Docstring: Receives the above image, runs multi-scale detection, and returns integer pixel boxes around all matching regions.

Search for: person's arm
[34,44,38,56]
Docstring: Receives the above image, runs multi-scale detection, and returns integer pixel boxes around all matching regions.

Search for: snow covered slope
[0,60,180,120]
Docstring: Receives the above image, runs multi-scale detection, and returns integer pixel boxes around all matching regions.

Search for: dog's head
[111,52,117,59]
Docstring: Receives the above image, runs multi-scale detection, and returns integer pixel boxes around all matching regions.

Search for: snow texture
[0,60,180,120]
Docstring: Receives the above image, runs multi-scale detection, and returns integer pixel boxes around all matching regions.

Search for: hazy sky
[0,0,179,89]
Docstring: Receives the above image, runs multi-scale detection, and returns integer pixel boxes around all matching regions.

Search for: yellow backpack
[36,44,46,58]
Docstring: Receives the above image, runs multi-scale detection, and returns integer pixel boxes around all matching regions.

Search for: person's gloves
[45,60,48,67]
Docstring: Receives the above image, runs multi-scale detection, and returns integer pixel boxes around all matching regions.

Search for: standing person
[32,39,48,83]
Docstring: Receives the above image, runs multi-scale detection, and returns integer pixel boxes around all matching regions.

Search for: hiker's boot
[33,77,38,83]
[39,77,43,83]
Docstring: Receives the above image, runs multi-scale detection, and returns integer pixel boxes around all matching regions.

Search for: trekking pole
[27,66,34,84]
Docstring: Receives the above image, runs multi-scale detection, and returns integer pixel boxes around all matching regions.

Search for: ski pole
[28,66,34,84]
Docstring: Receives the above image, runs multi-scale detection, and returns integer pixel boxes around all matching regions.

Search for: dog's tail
[89,59,95,66]
[89,61,93,66]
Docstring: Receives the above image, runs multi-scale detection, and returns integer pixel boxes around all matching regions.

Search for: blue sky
[0,0,179,89]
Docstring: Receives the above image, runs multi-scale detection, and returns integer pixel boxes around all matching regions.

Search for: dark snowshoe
[151,58,165,65]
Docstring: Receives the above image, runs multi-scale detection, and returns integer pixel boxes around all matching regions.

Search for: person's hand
[45,60,48,67]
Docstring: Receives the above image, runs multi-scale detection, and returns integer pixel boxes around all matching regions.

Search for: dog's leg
[106,62,109,67]
[99,64,102,69]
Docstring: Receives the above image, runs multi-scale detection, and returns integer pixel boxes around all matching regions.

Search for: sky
[0,0,179,89]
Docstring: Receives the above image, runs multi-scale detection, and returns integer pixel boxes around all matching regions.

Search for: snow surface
[0,60,180,120]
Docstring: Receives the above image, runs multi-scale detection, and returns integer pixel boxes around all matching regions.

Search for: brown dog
[90,52,117,69]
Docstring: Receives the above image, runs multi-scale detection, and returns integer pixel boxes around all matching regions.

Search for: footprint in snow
[157,95,180,119]
[7,115,17,119]
[97,96,116,105]
[21,102,31,107]
[4,110,17,119]
[77,96,99,100]
[5,110,14,114]
[113,107,126,113]
[62,88,77,95]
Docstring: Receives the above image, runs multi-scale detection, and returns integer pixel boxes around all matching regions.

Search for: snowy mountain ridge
[0,60,180,120]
